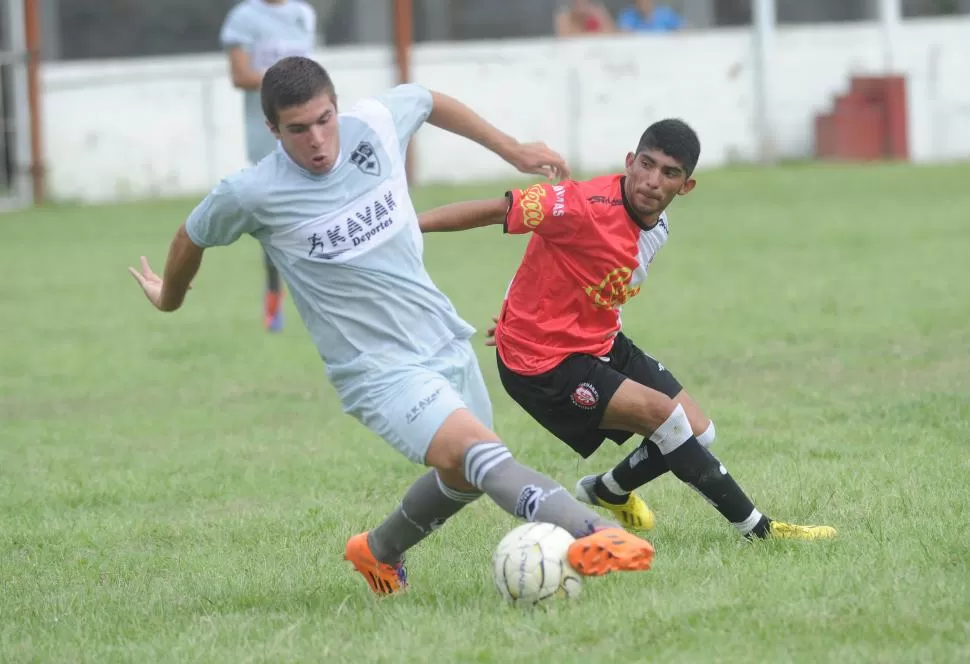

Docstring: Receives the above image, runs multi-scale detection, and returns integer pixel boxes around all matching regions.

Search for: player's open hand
[128,256,166,310]
[483,316,499,347]
[507,142,571,180]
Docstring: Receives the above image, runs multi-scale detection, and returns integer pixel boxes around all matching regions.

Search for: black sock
[594,440,669,504]
[664,437,764,530]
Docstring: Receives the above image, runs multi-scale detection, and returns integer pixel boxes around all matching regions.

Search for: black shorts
[496,332,683,458]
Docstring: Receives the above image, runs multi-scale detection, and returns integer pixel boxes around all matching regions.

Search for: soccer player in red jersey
[418,119,837,541]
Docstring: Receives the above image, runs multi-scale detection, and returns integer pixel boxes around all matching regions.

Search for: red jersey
[496,175,670,376]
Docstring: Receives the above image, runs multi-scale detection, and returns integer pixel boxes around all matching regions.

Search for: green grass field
[2,162,969,663]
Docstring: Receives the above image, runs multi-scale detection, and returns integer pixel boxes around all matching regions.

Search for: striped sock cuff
[434,470,482,503]
[463,442,513,490]
[733,508,765,535]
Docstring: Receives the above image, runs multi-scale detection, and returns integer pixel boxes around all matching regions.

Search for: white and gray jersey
[185,84,476,391]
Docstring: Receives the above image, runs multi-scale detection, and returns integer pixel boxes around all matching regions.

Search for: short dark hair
[635,119,701,177]
[260,56,337,128]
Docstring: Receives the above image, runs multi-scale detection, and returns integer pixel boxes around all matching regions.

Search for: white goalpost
[752,0,777,164]
[877,0,902,73]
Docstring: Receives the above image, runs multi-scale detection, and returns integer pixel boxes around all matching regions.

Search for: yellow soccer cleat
[767,520,838,540]
[575,475,656,532]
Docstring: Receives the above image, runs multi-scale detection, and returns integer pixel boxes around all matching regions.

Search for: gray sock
[463,441,616,538]
[367,469,481,564]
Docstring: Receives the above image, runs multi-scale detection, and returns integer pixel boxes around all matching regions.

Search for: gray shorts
[336,338,494,464]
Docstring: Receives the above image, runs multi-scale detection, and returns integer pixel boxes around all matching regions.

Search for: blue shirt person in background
[220,0,318,332]
[617,0,684,32]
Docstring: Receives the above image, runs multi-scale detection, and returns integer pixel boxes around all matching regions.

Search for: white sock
[733,508,765,536]
[599,470,627,497]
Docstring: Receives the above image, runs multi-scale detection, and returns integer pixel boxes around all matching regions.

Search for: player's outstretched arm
[418,197,509,234]
[128,224,204,312]
[427,91,570,180]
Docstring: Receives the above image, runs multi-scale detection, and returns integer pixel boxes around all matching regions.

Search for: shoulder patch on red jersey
[518,182,569,229]
[518,184,547,229]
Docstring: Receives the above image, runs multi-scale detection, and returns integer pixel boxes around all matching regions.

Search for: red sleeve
[504,181,585,243]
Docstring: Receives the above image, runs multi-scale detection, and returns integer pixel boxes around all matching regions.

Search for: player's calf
[367,469,480,565]
[425,409,656,577]
[590,401,714,507]
[602,383,772,537]
[346,468,481,595]
[427,410,616,537]
[463,442,657,577]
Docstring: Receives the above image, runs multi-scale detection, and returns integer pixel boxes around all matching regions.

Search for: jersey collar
[619,176,662,231]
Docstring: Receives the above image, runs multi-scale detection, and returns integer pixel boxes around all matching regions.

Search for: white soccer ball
[491,522,583,606]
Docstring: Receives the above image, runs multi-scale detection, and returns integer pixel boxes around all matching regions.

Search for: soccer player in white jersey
[418,119,837,541]
[128,56,657,595]
[220,0,317,332]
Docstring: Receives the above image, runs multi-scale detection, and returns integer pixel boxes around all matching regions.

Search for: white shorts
[336,338,494,464]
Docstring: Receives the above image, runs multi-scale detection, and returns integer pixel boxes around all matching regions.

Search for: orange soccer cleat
[567,527,655,577]
[344,532,408,595]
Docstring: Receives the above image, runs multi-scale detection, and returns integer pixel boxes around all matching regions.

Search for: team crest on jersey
[350,141,381,176]
[584,267,641,309]
[570,382,600,410]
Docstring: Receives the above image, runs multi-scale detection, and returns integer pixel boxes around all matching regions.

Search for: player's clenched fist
[506,142,571,180]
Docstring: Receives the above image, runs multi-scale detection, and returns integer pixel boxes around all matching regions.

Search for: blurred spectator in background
[617,0,684,32]
[219,0,318,332]
[555,0,616,37]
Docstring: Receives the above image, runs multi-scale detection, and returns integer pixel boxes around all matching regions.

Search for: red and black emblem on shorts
[570,382,599,410]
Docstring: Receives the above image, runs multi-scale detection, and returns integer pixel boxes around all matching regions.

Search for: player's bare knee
[604,382,679,435]
[696,420,716,448]
[426,436,480,492]
[435,464,477,492]
[634,392,679,434]
[426,408,499,474]
[426,436,474,475]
